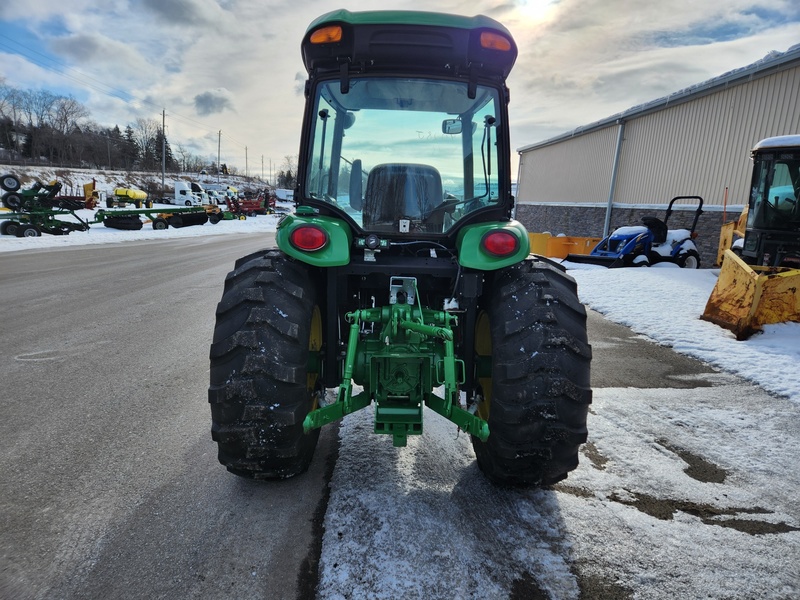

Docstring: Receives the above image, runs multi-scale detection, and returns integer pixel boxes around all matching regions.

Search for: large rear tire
[209,249,322,479]
[472,257,592,487]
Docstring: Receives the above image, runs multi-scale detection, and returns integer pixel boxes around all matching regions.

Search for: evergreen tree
[123,125,139,170]
[153,128,177,171]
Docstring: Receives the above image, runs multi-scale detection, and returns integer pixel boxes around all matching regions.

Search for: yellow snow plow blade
[702,249,800,340]
[714,207,747,267]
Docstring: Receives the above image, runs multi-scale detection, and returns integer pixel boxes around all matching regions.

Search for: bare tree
[20,89,58,160]
[174,143,191,173]
[131,117,160,170]
[0,78,11,119]
[50,96,88,136]
[0,84,24,152]
[185,153,206,173]
[20,89,57,128]
[282,154,298,177]
[278,154,299,189]
[75,121,111,169]
[0,80,21,154]
[50,96,89,164]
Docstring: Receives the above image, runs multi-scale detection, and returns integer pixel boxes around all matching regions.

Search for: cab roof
[752,135,800,152]
[305,9,514,34]
[302,9,517,82]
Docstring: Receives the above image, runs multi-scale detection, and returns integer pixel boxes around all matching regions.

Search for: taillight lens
[310,25,343,44]
[290,225,328,251]
[480,31,512,52]
[482,230,518,256]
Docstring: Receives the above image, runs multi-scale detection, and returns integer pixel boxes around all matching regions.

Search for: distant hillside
[0,164,263,197]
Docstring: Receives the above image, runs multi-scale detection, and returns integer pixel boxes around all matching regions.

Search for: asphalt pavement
[0,236,777,600]
[0,234,335,600]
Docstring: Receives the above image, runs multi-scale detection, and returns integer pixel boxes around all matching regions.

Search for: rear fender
[276,213,352,266]
[456,220,530,270]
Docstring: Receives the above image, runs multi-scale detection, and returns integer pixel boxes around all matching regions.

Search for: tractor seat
[45,181,63,199]
[642,216,667,244]
[363,163,443,232]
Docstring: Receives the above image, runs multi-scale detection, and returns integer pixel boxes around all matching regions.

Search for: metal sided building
[515,44,800,265]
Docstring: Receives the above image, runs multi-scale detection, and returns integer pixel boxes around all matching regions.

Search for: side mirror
[442,119,462,135]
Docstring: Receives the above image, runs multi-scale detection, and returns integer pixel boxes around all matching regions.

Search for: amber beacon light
[480,31,512,51]
[310,25,343,44]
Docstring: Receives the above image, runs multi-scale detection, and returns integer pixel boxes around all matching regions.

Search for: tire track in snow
[317,407,581,599]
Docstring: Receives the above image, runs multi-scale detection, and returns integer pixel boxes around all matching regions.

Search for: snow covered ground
[315,261,799,600]
[570,262,800,401]
[4,217,798,401]
[3,209,798,598]
[318,261,800,600]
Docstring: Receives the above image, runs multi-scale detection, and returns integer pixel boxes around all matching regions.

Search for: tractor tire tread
[208,249,320,479]
[472,256,592,487]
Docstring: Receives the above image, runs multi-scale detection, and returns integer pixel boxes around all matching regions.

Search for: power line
[0,39,133,103]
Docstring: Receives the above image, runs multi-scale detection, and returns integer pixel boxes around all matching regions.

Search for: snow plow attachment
[564,253,626,268]
[701,249,800,340]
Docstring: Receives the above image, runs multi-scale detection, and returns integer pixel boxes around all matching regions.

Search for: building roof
[518,43,800,154]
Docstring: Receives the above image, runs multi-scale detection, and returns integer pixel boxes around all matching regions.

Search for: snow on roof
[752,135,800,150]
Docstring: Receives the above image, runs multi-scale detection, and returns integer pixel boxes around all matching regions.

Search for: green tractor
[209,10,592,487]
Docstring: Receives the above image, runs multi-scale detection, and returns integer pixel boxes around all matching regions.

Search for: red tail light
[290,225,328,251]
[481,230,518,257]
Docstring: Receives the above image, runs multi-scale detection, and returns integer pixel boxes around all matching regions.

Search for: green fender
[276,212,352,266]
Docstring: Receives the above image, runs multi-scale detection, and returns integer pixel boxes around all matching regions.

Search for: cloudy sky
[1,0,799,179]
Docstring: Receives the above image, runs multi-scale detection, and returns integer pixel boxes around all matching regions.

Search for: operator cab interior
[303,77,504,235]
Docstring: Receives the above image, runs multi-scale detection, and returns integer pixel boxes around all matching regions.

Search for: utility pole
[217,130,221,183]
[161,109,166,192]
[245,146,248,179]
[261,155,264,182]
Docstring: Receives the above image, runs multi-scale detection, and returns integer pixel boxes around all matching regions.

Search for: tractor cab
[209,10,591,489]
[743,135,800,267]
[293,10,518,243]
